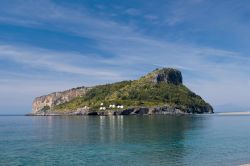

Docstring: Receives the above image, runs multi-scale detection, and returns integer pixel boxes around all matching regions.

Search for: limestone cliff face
[139,68,183,85]
[32,87,89,114]
[153,68,182,85]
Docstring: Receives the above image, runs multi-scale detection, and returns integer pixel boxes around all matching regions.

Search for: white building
[99,107,106,110]
[117,105,124,109]
[109,104,116,108]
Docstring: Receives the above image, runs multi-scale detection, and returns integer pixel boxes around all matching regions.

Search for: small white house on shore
[109,104,116,108]
[99,107,106,110]
[99,103,124,110]
[117,105,124,109]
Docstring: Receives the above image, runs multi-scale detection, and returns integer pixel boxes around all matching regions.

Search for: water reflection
[30,115,209,165]
[3,115,250,165]
[104,116,124,143]
[119,115,208,165]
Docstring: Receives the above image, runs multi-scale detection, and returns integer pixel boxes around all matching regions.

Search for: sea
[1,114,250,166]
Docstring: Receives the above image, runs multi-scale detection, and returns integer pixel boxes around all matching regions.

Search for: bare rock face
[32,87,89,114]
[154,68,183,85]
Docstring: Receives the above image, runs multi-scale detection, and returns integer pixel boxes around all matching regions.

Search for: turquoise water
[1,115,250,166]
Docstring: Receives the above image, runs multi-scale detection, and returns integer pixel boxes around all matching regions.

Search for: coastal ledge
[28,104,213,116]
[30,68,213,115]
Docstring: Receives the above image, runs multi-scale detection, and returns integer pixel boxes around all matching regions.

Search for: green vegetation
[41,106,50,112]
[54,70,210,112]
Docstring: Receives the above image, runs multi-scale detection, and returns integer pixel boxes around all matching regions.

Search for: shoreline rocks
[27,104,213,116]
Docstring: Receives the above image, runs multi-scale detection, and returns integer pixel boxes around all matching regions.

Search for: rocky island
[30,68,213,116]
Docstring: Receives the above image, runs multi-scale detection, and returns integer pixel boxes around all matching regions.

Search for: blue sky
[0,0,250,114]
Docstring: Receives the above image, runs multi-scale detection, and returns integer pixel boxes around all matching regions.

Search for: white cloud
[0,45,122,78]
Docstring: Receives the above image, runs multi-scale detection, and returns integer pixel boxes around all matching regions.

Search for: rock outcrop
[153,68,183,85]
[32,87,89,114]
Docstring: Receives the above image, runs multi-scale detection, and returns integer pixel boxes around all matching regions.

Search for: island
[30,68,213,116]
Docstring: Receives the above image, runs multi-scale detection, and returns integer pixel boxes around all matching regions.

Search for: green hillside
[54,68,212,113]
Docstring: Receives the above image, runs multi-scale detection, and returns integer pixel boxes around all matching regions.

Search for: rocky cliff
[31,68,213,115]
[152,68,182,85]
[32,87,89,114]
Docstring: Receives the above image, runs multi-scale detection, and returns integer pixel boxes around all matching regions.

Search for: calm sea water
[0,115,250,166]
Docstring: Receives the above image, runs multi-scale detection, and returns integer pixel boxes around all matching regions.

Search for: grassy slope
[54,70,210,112]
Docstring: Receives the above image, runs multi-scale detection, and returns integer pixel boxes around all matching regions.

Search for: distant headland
[29,68,213,116]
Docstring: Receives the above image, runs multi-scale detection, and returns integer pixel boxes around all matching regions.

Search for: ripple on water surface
[0,115,250,165]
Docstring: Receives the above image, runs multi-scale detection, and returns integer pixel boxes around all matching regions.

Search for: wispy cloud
[124,8,141,16]
[0,45,122,78]
[144,14,158,21]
